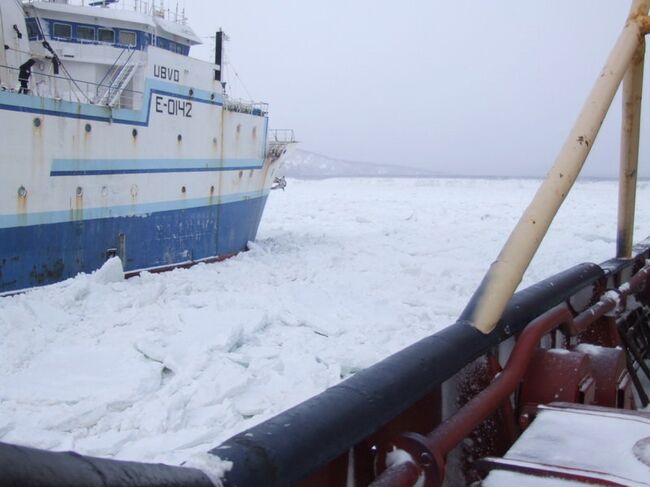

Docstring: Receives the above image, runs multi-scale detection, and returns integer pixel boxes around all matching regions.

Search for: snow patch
[92,257,125,285]
[183,452,232,486]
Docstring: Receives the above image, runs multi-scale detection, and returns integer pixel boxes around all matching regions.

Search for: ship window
[155,37,186,55]
[26,18,40,40]
[77,25,95,41]
[52,23,72,39]
[118,30,137,46]
[98,28,114,43]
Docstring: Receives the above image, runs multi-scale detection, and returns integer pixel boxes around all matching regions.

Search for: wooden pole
[462,0,650,334]
[617,39,645,258]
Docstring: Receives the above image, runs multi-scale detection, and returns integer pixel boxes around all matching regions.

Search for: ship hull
[0,194,268,293]
[0,57,277,294]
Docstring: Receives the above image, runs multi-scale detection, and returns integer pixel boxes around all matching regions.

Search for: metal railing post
[618,40,645,257]
[461,0,650,334]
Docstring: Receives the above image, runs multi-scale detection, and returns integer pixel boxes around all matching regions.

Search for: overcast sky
[181,1,647,177]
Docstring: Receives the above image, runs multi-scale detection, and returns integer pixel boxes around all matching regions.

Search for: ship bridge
[0,0,213,110]
[22,0,202,57]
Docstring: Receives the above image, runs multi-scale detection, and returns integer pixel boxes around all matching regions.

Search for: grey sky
[184,1,646,177]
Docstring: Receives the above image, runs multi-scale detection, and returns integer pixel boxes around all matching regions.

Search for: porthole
[177,134,183,142]
[17,186,27,198]
[85,123,92,133]
[33,118,41,127]
[132,128,138,138]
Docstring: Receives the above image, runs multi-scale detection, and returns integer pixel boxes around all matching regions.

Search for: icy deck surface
[1,177,650,465]
[485,405,650,486]
[483,470,587,487]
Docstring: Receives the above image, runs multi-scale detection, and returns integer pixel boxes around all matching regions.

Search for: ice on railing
[223,97,268,116]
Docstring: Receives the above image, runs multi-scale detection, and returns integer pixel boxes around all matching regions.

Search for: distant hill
[279,149,437,179]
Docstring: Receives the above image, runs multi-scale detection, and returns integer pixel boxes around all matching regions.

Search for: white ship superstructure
[0,0,289,293]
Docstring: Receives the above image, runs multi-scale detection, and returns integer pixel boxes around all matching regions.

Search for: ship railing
[266,128,296,161]
[0,63,143,109]
[269,128,296,143]
[94,46,133,103]
[94,47,139,107]
[223,97,268,116]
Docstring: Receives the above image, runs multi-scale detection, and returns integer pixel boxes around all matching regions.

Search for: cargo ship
[0,0,291,295]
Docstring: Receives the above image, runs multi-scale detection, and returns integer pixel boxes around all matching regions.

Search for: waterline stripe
[51,158,264,176]
[0,190,269,229]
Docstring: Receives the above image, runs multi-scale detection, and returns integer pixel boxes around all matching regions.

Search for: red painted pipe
[371,264,650,487]
[370,461,422,487]
[425,263,650,459]
[571,264,650,334]
[370,305,573,487]
[424,305,574,457]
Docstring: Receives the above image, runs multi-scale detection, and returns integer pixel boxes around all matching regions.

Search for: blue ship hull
[0,195,268,294]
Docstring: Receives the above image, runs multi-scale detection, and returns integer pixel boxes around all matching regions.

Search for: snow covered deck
[482,403,650,486]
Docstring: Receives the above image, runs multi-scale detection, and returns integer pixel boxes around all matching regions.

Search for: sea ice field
[1,177,649,466]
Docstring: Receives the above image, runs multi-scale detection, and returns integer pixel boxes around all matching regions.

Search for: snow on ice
[1,177,649,466]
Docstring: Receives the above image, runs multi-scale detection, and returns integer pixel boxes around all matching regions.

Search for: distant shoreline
[281,150,643,182]
[282,174,647,182]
